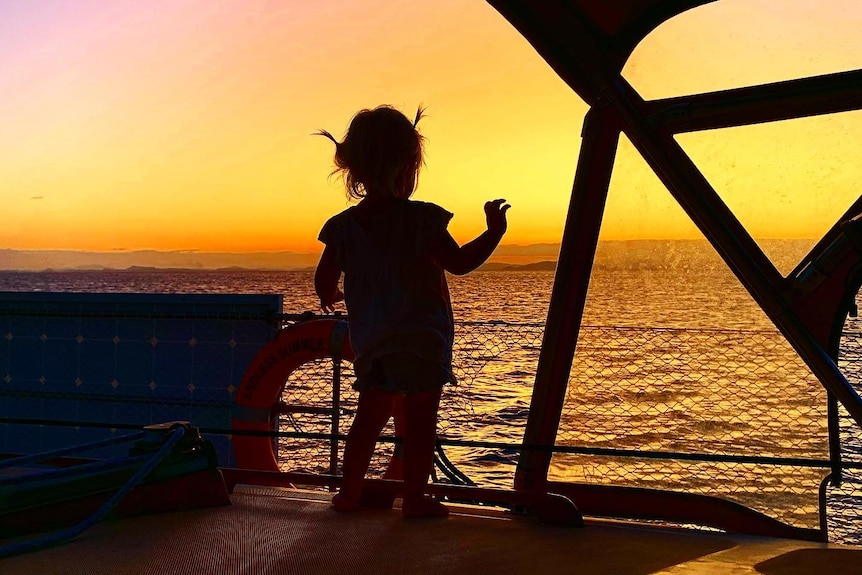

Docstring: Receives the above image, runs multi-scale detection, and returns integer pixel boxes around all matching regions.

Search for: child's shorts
[353,352,453,395]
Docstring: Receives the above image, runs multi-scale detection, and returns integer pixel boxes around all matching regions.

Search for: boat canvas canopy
[487,0,716,104]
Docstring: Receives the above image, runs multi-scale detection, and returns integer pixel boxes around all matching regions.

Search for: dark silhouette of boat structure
[3,0,862,571]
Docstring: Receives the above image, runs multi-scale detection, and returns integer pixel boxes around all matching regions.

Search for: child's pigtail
[314,129,340,146]
[413,106,426,129]
[314,129,356,197]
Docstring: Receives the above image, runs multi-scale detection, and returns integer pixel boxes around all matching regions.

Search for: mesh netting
[273,317,862,539]
[274,321,544,481]
[555,325,828,531]
[832,311,862,544]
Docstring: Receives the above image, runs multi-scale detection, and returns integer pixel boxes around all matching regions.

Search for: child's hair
[317,105,425,201]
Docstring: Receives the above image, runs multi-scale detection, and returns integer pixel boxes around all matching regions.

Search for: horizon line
[0,237,820,255]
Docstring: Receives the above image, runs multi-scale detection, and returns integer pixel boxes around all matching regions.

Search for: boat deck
[2,485,861,574]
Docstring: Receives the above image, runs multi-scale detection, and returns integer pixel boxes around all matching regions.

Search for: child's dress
[319,199,456,394]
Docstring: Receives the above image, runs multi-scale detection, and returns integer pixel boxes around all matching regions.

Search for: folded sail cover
[487,0,715,104]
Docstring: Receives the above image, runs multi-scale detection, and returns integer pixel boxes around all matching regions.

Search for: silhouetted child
[315,105,509,518]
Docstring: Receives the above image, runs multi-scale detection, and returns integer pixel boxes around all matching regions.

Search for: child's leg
[382,395,405,480]
[332,387,393,511]
[401,387,448,518]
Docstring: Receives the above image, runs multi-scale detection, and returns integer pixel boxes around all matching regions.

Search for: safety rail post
[827,392,843,485]
[515,101,621,494]
[329,314,347,479]
[330,357,341,478]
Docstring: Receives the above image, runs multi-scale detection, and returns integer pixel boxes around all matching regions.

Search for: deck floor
[2,485,861,574]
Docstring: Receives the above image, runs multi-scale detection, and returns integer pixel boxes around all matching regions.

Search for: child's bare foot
[332,491,360,512]
[402,496,449,518]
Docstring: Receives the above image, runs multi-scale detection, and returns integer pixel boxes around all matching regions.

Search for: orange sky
[1,0,860,254]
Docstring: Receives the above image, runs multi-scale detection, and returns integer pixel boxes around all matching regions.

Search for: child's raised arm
[315,246,344,312]
[431,199,510,275]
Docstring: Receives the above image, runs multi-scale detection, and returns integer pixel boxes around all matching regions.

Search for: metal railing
[273,319,862,542]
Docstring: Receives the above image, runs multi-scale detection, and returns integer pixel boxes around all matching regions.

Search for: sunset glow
[1,0,860,256]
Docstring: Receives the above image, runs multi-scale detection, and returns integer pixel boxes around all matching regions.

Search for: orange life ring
[232,318,352,470]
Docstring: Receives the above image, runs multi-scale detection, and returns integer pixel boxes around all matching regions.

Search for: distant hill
[0,239,816,273]
[591,238,816,274]
[479,261,556,272]
[0,244,560,271]
[0,249,321,272]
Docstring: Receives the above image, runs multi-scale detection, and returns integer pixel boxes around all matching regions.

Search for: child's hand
[485,199,510,236]
[320,289,344,313]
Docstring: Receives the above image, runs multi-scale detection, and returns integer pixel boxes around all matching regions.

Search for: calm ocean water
[2,240,860,539]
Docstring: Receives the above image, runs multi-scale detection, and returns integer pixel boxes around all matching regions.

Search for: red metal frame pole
[515,102,621,493]
[609,76,862,428]
[646,69,862,134]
